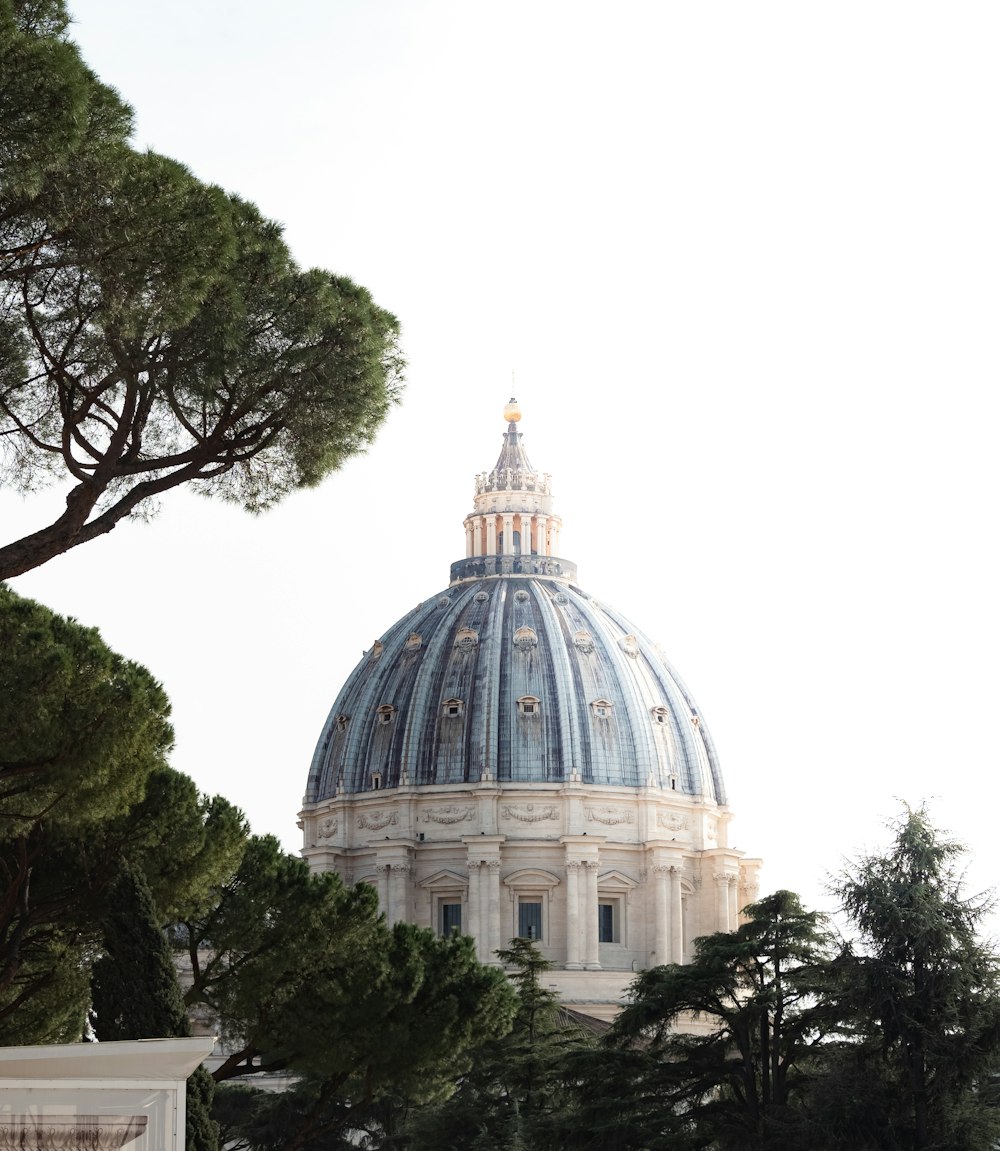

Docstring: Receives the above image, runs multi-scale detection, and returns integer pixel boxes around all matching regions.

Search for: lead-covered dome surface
[305,574,725,803]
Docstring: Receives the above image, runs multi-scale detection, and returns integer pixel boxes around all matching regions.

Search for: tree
[405,938,595,1151]
[0,585,246,1039]
[174,835,515,1148]
[584,891,837,1151]
[0,0,403,580]
[91,864,218,1151]
[816,807,1000,1151]
[178,837,515,1086]
[0,583,173,1034]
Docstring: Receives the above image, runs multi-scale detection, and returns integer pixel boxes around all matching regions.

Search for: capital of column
[583,859,599,871]
[467,860,483,872]
[390,863,411,874]
[565,859,582,872]
[713,871,736,885]
[486,859,502,872]
[374,863,390,874]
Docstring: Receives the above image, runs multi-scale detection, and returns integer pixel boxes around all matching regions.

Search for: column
[535,514,547,556]
[375,863,389,918]
[729,873,740,928]
[389,863,410,924]
[565,860,582,969]
[670,866,683,963]
[550,520,561,554]
[487,859,502,963]
[715,872,731,932]
[465,520,474,557]
[473,517,483,557]
[486,516,497,555]
[653,865,669,965]
[467,860,482,960]
[501,514,514,556]
[583,860,600,969]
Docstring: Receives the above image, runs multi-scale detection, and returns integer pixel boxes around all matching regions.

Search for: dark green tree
[575,891,837,1151]
[91,864,218,1151]
[0,584,173,1035]
[0,0,402,581]
[405,938,594,1151]
[176,837,515,1149]
[814,807,1000,1151]
[0,586,246,1040]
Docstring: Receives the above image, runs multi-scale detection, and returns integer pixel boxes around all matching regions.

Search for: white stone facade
[302,781,760,1015]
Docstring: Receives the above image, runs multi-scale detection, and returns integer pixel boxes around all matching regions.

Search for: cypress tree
[91,865,218,1151]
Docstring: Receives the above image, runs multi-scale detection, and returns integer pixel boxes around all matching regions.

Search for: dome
[305,575,725,802]
[300,400,758,1013]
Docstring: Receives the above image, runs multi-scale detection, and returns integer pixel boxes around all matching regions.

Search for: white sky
[3,1,999,933]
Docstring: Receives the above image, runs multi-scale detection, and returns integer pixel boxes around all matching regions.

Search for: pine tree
[1,0,402,580]
[405,938,594,1151]
[819,807,1000,1150]
[569,891,837,1151]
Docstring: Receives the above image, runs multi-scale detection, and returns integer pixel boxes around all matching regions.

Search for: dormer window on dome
[591,699,614,719]
[620,634,640,659]
[513,626,538,650]
[405,633,422,651]
[454,628,479,651]
[442,698,464,718]
[377,704,396,726]
[651,706,670,725]
[517,695,540,717]
[335,713,350,732]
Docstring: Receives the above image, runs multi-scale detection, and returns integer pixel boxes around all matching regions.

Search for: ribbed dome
[305,574,725,803]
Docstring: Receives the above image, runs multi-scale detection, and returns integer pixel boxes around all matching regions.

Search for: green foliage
[815,807,1000,1150]
[0,584,173,1035]
[556,892,838,1151]
[0,583,173,831]
[0,585,244,1043]
[181,838,515,1149]
[91,865,188,1041]
[540,819,1000,1151]
[109,768,248,923]
[405,938,593,1151]
[182,837,515,1095]
[90,865,218,1151]
[0,0,403,580]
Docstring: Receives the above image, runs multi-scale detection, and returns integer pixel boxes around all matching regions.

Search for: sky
[3,1,999,933]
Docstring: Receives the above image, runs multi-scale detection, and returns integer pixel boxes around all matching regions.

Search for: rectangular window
[598,901,619,944]
[440,902,462,936]
[518,900,543,941]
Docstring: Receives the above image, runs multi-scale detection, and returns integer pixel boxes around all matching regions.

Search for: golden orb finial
[503,397,522,424]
